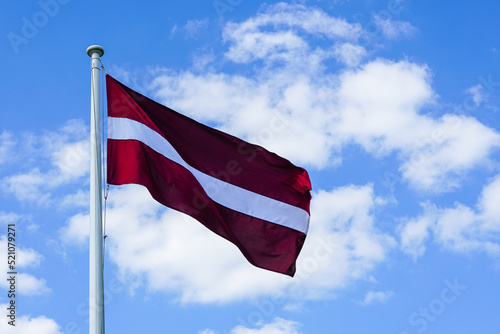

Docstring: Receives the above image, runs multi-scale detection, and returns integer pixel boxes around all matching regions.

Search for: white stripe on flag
[108,117,310,234]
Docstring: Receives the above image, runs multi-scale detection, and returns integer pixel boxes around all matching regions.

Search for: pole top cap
[86,45,104,57]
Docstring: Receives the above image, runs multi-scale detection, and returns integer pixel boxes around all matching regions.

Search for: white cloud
[19,274,49,295]
[60,189,89,208]
[399,211,434,260]
[359,290,393,305]
[372,15,417,39]
[52,140,89,180]
[0,307,62,334]
[3,169,50,204]
[336,60,500,191]
[230,318,301,334]
[0,212,23,226]
[401,115,499,192]
[0,212,38,233]
[0,236,43,268]
[400,174,500,259]
[477,174,500,225]
[434,174,500,254]
[223,2,362,66]
[184,18,209,38]
[170,24,178,38]
[227,30,307,64]
[333,42,367,67]
[199,330,218,334]
[0,273,49,296]
[225,2,362,41]
[0,131,16,165]
[335,59,435,153]
[282,302,304,312]
[294,185,395,299]
[17,248,43,268]
[466,84,489,106]
[0,237,49,296]
[192,52,216,72]
[59,212,90,247]
[1,119,89,206]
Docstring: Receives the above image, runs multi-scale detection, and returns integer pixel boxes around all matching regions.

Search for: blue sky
[1,0,500,333]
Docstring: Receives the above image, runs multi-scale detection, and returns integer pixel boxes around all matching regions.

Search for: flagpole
[86,45,105,334]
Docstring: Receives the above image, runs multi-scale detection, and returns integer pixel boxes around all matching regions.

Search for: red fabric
[106,75,311,276]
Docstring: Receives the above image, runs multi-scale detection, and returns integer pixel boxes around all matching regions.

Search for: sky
[1,0,500,333]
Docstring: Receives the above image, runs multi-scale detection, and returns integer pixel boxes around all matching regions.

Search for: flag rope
[100,61,108,241]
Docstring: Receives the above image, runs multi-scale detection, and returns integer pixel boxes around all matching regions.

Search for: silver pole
[86,45,105,334]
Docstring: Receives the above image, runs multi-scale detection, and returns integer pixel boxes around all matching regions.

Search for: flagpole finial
[87,45,104,57]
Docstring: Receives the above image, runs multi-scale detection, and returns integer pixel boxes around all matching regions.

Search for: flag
[106,75,312,276]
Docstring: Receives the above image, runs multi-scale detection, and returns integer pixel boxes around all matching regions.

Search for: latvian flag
[106,75,312,276]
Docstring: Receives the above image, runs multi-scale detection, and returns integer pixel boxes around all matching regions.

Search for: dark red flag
[106,75,311,276]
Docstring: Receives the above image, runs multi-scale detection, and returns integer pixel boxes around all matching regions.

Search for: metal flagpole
[86,45,105,334]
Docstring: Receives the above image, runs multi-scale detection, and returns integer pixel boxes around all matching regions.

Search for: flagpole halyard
[87,44,105,334]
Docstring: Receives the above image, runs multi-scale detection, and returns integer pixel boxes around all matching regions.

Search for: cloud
[230,318,301,334]
[400,173,500,259]
[0,272,50,296]
[52,140,89,180]
[399,212,434,260]
[59,212,90,246]
[184,18,209,38]
[6,274,50,296]
[358,290,393,305]
[223,2,362,67]
[0,236,49,296]
[0,212,24,226]
[372,15,417,39]
[434,175,500,254]
[295,184,395,299]
[0,211,38,233]
[335,59,435,154]
[0,131,16,165]
[466,84,489,106]
[3,169,51,204]
[192,52,216,72]
[1,119,89,206]
[60,189,89,209]
[0,236,43,268]
[336,59,500,191]
[333,42,367,67]
[282,302,304,312]
[398,114,500,192]
[0,307,62,334]
[225,2,363,41]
